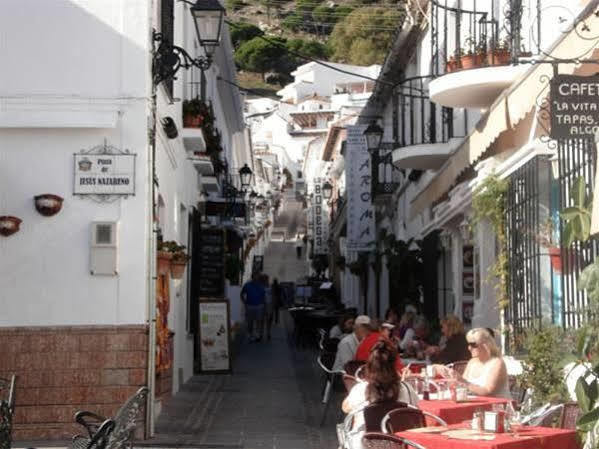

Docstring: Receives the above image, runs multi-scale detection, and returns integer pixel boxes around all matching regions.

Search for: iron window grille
[160,0,175,98]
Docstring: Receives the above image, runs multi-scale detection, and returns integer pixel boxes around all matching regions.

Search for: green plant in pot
[182,98,209,128]
[159,240,190,279]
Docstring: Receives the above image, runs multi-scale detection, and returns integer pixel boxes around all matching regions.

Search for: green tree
[225,0,244,11]
[282,12,303,31]
[312,5,335,34]
[230,22,263,49]
[328,7,404,65]
[234,36,287,80]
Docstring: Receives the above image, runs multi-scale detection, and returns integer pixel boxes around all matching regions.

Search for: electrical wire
[227,20,396,86]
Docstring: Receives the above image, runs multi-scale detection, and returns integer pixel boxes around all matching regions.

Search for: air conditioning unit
[90,221,118,275]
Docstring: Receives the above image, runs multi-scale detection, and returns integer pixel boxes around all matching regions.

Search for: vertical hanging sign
[346,125,375,251]
[313,178,328,255]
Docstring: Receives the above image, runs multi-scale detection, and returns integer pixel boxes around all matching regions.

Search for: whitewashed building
[336,0,599,350]
[0,0,253,440]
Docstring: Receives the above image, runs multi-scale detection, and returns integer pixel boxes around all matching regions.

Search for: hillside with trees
[228,0,406,95]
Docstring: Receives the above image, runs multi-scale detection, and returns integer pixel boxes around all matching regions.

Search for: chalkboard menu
[199,228,225,297]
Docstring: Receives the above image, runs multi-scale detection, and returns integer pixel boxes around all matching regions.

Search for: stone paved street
[141,312,342,449]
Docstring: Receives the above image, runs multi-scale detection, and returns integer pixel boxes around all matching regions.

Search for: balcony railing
[396,75,466,147]
[430,0,540,75]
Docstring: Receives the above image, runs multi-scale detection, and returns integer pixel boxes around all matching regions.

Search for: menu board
[198,300,231,373]
[199,228,225,298]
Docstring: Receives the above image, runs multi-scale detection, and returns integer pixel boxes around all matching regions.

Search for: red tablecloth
[397,424,580,449]
[419,396,511,425]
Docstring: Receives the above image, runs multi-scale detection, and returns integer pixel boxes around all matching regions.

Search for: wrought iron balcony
[392,75,466,170]
[428,0,538,108]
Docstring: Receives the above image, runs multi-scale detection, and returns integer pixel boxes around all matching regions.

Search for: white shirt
[399,328,415,351]
[329,325,346,340]
[333,333,359,371]
[466,357,512,399]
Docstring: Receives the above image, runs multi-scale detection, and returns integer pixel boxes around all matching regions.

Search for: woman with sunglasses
[438,328,511,399]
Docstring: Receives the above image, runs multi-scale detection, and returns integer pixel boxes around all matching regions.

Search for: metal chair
[345,360,367,377]
[0,374,16,449]
[362,432,428,449]
[341,401,408,449]
[446,360,468,376]
[559,402,582,430]
[74,386,149,449]
[317,354,345,426]
[342,374,359,393]
[381,407,448,433]
[520,402,564,427]
[71,418,116,449]
[318,328,327,350]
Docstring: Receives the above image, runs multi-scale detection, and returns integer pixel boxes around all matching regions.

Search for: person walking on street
[295,234,302,259]
[240,272,266,342]
[261,274,274,340]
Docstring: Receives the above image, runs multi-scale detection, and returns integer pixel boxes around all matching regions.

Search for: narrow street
[146,314,340,449]
[144,189,338,449]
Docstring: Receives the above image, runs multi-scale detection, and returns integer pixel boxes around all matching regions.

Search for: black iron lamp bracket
[152,30,212,85]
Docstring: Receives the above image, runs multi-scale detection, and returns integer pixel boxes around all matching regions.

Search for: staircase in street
[263,189,309,283]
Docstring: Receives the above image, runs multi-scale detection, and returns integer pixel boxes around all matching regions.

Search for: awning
[410,3,599,219]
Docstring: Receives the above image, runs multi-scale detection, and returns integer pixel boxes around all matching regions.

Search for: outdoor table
[418,396,511,425]
[396,423,580,449]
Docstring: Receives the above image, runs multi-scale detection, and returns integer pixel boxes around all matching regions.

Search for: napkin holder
[482,411,505,433]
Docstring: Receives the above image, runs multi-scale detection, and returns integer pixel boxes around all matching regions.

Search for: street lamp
[439,231,452,250]
[364,121,384,152]
[322,181,333,200]
[152,0,225,100]
[190,0,225,57]
[238,164,253,191]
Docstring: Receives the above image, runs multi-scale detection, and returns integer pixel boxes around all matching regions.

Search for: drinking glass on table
[508,411,523,437]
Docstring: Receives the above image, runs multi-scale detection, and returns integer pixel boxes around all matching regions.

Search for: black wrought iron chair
[342,374,358,393]
[74,386,149,449]
[0,374,16,449]
[381,407,447,433]
[71,418,116,449]
[362,432,428,449]
[344,360,366,377]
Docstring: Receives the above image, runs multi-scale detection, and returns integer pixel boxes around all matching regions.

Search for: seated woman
[342,341,418,448]
[438,328,511,399]
[424,314,470,364]
[329,313,355,340]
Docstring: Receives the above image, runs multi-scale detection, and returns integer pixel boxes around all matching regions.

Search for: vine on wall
[471,173,509,309]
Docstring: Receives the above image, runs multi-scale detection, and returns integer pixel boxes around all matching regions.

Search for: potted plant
[225,254,244,285]
[446,54,459,73]
[487,38,511,66]
[157,240,173,276]
[460,38,486,69]
[34,194,64,216]
[536,218,564,273]
[182,98,208,128]
[160,241,190,279]
[0,216,22,237]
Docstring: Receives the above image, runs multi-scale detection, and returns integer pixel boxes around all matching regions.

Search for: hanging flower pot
[548,246,562,273]
[170,260,188,280]
[0,216,22,237]
[34,194,64,216]
[157,251,173,276]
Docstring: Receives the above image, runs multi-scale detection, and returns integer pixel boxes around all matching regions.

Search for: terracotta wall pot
[0,216,22,237]
[487,50,511,66]
[34,194,64,216]
[548,246,562,272]
[183,114,204,128]
[170,260,187,279]
[157,251,173,276]
[548,246,582,275]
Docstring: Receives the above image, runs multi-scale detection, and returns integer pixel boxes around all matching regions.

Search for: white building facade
[0,0,252,440]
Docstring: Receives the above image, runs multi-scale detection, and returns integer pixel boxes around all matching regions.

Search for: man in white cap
[333,315,372,371]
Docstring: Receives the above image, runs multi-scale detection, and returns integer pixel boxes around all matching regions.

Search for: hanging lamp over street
[322,181,333,200]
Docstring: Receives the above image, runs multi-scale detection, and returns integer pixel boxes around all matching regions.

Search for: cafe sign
[74,140,136,196]
[551,74,599,139]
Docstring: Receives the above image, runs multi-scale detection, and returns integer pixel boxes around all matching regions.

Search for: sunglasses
[467,342,479,349]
